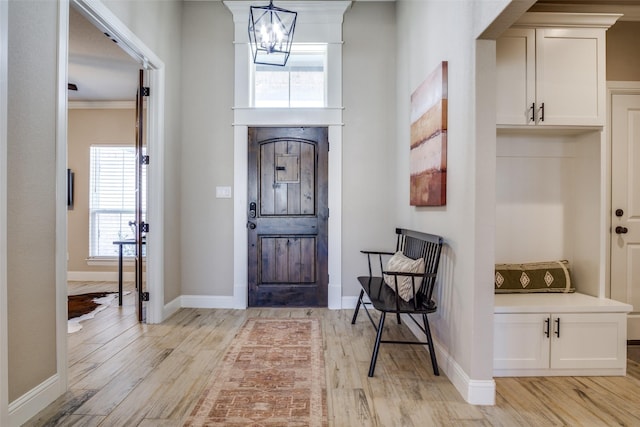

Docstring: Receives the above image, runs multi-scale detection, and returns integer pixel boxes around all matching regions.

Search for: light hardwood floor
[23,281,640,426]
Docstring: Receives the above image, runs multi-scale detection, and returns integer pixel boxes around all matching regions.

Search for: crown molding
[513,11,623,28]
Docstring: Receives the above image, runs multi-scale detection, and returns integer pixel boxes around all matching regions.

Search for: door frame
[0,0,8,423]
[233,117,343,309]
[247,126,330,307]
[606,81,640,297]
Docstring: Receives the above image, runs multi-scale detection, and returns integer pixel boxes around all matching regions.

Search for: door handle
[615,226,628,234]
[554,317,560,338]
[247,221,256,230]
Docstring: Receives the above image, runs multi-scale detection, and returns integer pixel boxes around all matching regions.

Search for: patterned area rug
[184,317,327,426]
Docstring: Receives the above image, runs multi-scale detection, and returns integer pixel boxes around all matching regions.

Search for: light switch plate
[216,186,232,199]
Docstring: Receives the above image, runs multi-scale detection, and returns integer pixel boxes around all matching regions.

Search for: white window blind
[89,145,146,257]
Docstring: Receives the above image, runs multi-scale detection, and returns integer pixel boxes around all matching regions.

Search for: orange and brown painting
[410,61,447,206]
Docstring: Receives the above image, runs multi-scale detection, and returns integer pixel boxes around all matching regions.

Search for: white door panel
[551,313,626,370]
[611,94,640,338]
[494,313,550,370]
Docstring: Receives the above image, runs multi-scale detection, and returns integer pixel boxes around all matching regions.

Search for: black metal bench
[351,228,444,377]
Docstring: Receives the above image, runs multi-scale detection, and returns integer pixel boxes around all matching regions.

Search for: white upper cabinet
[496,13,621,127]
[496,29,536,125]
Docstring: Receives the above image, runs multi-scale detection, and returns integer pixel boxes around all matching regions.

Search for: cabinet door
[535,28,605,126]
[550,313,627,370]
[494,313,550,370]
[496,29,535,125]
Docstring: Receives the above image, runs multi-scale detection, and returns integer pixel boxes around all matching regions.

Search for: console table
[112,239,145,306]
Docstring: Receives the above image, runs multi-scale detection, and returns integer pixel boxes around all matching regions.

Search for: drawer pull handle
[544,317,550,338]
[530,103,535,122]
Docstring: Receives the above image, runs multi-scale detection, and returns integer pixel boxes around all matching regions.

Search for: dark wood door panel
[248,127,328,307]
[260,139,316,216]
[259,236,316,284]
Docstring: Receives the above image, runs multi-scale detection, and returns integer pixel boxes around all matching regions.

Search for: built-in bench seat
[494,292,632,377]
[495,292,632,314]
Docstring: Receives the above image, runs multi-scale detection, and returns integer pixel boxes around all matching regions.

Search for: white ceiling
[68,7,140,102]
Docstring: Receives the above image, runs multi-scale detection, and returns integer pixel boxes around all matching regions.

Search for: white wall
[178,1,398,301]
[7,0,59,403]
[395,0,514,404]
[102,0,183,304]
[495,131,602,297]
[0,0,9,423]
[67,108,136,275]
[180,1,235,296]
[342,2,398,297]
[606,21,640,82]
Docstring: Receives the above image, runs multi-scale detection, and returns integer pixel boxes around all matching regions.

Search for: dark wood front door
[248,127,328,307]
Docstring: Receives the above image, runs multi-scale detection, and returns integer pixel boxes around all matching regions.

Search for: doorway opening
[67,5,143,329]
[57,0,166,401]
[66,0,165,323]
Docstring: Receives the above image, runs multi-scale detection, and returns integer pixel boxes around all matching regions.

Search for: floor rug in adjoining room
[67,292,118,333]
[184,317,327,426]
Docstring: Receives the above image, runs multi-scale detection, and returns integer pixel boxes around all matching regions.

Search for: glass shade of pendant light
[248,0,297,66]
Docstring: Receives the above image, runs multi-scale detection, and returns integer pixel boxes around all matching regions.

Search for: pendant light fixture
[248,0,297,66]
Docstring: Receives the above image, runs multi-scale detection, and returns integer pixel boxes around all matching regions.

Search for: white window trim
[225,1,351,309]
[86,256,135,267]
[225,1,348,109]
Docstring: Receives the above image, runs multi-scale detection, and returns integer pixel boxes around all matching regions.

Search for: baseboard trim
[163,295,182,321]
[178,292,359,310]
[181,295,236,309]
[341,296,359,309]
[402,314,496,405]
[8,374,61,427]
[67,271,134,282]
[328,283,342,309]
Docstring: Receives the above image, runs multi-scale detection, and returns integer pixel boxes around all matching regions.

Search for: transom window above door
[252,44,327,108]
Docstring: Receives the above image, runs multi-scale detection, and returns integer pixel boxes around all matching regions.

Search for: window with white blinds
[89,145,146,257]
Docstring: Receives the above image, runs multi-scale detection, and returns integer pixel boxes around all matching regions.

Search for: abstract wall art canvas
[410,61,448,206]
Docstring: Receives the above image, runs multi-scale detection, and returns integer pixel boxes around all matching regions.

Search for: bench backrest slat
[395,228,443,308]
